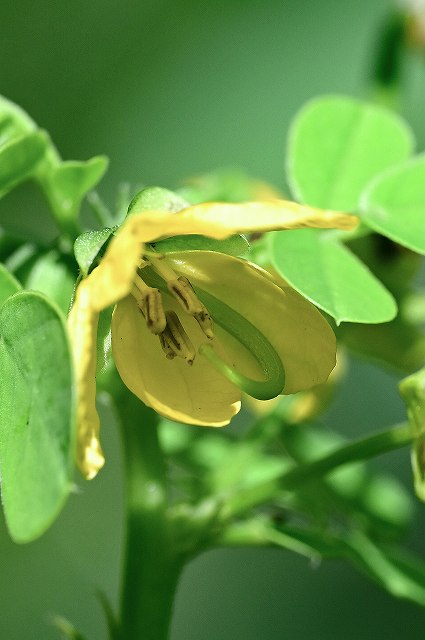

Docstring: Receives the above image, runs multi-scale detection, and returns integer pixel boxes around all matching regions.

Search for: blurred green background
[1,0,425,638]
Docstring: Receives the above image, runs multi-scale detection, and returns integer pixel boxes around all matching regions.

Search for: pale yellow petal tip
[77,436,105,480]
[324,210,359,231]
[287,202,359,231]
[151,400,242,428]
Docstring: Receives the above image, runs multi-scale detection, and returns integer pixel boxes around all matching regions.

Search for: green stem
[280,421,413,490]
[222,422,413,520]
[87,191,115,228]
[116,388,184,640]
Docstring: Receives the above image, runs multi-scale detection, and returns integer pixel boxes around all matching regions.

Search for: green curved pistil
[142,266,285,400]
[194,287,285,400]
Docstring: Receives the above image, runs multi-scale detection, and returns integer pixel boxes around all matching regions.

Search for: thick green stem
[117,389,183,640]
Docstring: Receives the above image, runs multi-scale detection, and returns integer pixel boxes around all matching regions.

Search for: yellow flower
[68,200,357,479]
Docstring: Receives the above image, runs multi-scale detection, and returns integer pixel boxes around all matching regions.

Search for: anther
[147,254,214,339]
[159,333,177,360]
[159,311,196,365]
[167,276,214,339]
[131,279,166,334]
[167,276,203,314]
[193,306,214,339]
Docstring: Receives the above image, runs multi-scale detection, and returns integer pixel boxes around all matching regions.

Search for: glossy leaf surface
[271,229,397,324]
[287,96,413,210]
[0,292,75,542]
[361,154,425,254]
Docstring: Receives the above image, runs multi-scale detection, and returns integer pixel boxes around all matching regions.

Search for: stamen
[167,276,214,339]
[138,256,150,269]
[159,311,196,365]
[159,333,177,360]
[144,254,215,339]
[193,306,214,340]
[131,276,166,334]
[147,254,179,281]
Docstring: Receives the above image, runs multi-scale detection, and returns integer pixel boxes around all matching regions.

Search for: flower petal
[82,229,145,312]
[122,200,357,243]
[112,295,241,425]
[166,251,336,394]
[81,200,357,312]
[67,281,105,479]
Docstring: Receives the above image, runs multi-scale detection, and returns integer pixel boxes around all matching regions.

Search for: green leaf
[0,263,21,304]
[360,154,425,254]
[22,250,76,315]
[0,95,108,235]
[340,313,425,373]
[0,95,36,143]
[127,186,189,216]
[0,291,75,542]
[270,229,397,324]
[287,95,414,211]
[40,156,109,229]
[0,132,48,198]
[74,226,117,277]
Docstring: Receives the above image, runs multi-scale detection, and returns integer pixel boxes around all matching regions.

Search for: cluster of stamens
[131,253,214,365]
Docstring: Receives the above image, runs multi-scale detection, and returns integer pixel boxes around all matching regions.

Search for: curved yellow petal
[166,251,336,394]
[173,201,358,235]
[81,199,356,312]
[83,231,146,312]
[122,200,357,244]
[111,295,241,425]
[67,281,105,479]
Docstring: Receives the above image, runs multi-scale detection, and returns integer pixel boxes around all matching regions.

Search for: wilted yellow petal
[112,295,241,425]
[121,200,357,244]
[81,200,356,313]
[83,232,146,312]
[166,251,336,394]
[68,281,105,479]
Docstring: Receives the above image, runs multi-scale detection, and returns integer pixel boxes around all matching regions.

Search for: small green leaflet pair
[0,95,108,236]
[0,270,75,543]
[272,95,425,325]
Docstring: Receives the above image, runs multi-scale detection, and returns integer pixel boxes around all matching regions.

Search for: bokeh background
[1,0,425,638]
